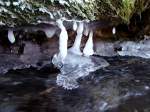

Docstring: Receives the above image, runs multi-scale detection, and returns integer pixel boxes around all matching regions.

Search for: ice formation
[8,30,15,44]
[112,27,116,35]
[56,53,109,89]
[43,28,56,38]
[73,21,77,31]
[118,39,150,58]
[69,22,84,55]
[83,30,94,56]
[52,19,68,64]
[84,25,89,36]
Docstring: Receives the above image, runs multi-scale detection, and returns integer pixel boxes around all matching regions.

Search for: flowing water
[0,56,150,112]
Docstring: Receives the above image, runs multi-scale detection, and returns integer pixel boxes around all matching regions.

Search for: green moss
[0,0,149,26]
[119,0,135,23]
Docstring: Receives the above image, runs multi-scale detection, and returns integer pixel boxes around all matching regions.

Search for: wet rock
[94,41,118,56]
[20,42,42,64]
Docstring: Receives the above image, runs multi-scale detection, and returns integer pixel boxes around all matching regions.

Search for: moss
[96,0,148,24]
[0,0,149,26]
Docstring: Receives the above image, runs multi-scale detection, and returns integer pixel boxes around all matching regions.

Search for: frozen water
[53,52,109,89]
[8,30,15,44]
[83,25,89,36]
[43,28,56,38]
[73,21,77,31]
[83,30,94,56]
[69,22,84,55]
[54,19,68,63]
[118,39,150,58]
[112,27,116,34]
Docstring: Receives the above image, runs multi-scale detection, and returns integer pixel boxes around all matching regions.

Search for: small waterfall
[8,30,15,44]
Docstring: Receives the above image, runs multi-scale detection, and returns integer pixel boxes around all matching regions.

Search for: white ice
[83,25,89,36]
[56,53,109,89]
[8,30,15,44]
[52,19,68,64]
[43,28,56,38]
[73,21,77,31]
[118,39,150,58]
[112,27,116,35]
[83,30,94,56]
[69,22,84,55]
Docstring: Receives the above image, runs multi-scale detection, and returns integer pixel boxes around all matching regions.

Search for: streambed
[0,56,149,112]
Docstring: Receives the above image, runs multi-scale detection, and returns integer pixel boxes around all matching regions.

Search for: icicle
[73,21,77,31]
[84,25,89,36]
[56,19,68,63]
[112,27,116,35]
[8,30,15,44]
[83,30,94,56]
[69,22,84,55]
[43,28,55,38]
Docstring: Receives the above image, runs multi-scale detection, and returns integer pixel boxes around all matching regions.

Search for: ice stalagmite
[69,22,84,55]
[8,30,15,44]
[83,30,94,56]
[53,19,68,64]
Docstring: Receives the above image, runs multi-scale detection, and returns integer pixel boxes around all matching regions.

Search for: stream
[0,56,149,112]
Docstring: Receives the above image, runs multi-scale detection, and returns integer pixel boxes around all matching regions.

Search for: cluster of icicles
[7,19,116,64]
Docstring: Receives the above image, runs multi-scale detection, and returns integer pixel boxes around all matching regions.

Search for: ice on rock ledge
[118,39,150,58]
[53,53,109,89]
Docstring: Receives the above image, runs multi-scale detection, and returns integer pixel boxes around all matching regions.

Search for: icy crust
[53,53,109,89]
[118,38,150,59]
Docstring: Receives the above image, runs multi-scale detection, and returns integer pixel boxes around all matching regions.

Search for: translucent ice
[55,53,109,89]
[83,30,94,56]
[53,19,68,63]
[8,30,15,44]
[73,21,77,31]
[43,28,56,38]
[69,22,84,55]
[112,27,116,35]
[118,39,150,58]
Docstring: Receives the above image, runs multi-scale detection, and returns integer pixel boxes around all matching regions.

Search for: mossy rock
[0,0,149,27]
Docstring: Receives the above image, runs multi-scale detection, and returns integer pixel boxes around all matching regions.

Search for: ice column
[73,21,77,31]
[83,30,94,56]
[69,22,84,55]
[56,19,68,63]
